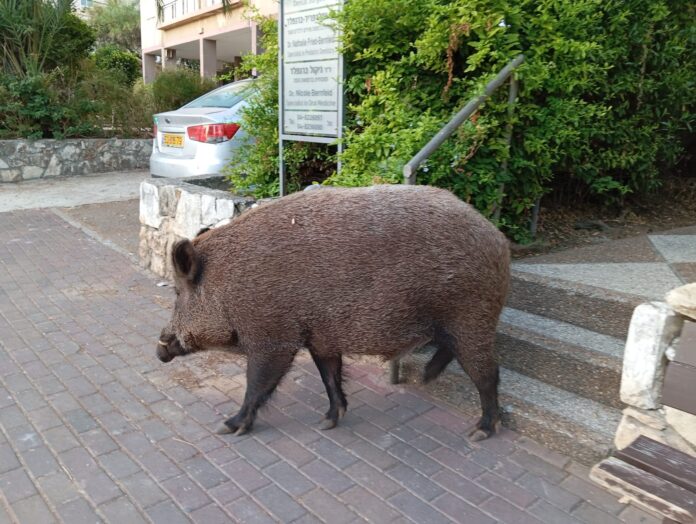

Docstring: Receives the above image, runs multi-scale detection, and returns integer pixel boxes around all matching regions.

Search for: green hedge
[228,1,695,240]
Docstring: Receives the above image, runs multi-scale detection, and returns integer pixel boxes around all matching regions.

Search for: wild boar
[157,185,510,441]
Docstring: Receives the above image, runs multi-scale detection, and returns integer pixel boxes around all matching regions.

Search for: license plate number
[163,133,184,148]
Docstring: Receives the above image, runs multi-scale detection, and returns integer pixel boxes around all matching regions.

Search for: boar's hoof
[320,418,337,431]
[468,428,491,442]
[216,423,234,435]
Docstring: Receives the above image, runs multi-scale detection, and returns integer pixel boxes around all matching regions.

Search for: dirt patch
[514,176,696,259]
[61,199,141,256]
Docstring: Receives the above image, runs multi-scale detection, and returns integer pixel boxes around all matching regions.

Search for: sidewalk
[0,206,660,522]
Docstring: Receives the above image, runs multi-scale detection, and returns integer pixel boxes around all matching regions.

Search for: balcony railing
[160,0,221,24]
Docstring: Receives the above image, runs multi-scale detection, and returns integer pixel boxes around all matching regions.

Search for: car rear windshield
[183,82,253,109]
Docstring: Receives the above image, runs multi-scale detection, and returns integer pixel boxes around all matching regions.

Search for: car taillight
[187,123,240,143]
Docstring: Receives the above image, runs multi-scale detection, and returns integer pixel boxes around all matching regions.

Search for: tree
[88,0,141,54]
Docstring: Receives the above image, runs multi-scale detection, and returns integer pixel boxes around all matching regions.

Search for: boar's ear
[172,239,201,283]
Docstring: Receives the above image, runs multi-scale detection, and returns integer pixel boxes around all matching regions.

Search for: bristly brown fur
[158,185,511,438]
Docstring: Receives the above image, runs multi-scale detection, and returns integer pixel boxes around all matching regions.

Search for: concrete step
[399,349,622,465]
[497,308,625,409]
[507,270,641,340]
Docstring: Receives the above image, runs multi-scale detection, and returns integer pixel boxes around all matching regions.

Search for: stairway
[398,269,645,465]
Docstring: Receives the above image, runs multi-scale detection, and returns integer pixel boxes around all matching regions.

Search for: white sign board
[279,0,343,141]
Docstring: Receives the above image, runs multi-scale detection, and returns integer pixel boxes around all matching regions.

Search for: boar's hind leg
[218,348,298,436]
[423,346,454,383]
[309,352,347,430]
[435,325,500,442]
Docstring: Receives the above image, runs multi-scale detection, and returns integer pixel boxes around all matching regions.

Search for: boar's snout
[157,330,187,363]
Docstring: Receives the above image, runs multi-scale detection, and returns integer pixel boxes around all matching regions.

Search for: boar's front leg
[309,351,347,430]
[217,347,298,436]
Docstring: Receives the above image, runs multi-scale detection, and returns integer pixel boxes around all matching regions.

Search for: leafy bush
[223,14,334,197]
[94,44,141,86]
[0,0,94,76]
[0,63,153,139]
[227,1,695,241]
[151,69,217,113]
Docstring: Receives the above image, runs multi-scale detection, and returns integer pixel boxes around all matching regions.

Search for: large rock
[664,406,696,450]
[666,283,696,321]
[140,182,162,229]
[620,302,683,409]
[615,406,695,456]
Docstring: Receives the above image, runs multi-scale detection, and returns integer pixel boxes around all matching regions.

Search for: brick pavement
[0,209,659,523]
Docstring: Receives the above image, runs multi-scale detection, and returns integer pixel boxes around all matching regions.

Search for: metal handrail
[391,54,524,385]
[402,54,525,185]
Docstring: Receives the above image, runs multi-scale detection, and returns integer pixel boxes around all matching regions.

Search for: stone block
[44,155,61,177]
[664,406,696,451]
[666,283,696,321]
[200,194,217,226]
[0,169,21,182]
[173,191,202,239]
[215,198,237,222]
[620,302,683,409]
[139,182,162,229]
[22,165,44,180]
[158,186,179,217]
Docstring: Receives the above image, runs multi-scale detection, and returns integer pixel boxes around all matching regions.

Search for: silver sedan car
[150,79,255,178]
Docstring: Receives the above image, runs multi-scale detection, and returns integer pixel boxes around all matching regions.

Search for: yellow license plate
[163,133,184,148]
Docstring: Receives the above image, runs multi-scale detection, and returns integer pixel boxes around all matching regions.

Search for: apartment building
[139,0,276,82]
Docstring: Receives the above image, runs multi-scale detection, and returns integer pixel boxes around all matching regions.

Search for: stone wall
[139,178,255,278]
[0,139,152,182]
[615,292,696,456]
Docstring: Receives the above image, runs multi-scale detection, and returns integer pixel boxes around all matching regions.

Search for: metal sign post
[279,0,344,196]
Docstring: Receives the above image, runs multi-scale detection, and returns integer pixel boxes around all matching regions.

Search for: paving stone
[37,472,81,505]
[121,472,169,509]
[22,445,60,478]
[0,444,21,474]
[300,488,357,524]
[12,495,57,524]
[433,493,497,524]
[161,474,213,511]
[81,428,119,456]
[388,441,442,476]
[181,455,228,489]
[516,472,582,512]
[479,497,545,524]
[344,461,401,498]
[207,480,244,506]
[56,497,100,524]
[235,438,281,469]
[145,501,191,524]
[388,490,452,524]
[99,450,141,479]
[300,460,353,495]
[0,468,38,503]
[137,450,183,482]
[342,438,399,470]
[528,500,584,524]
[475,471,538,508]
[561,474,626,516]
[221,459,271,493]
[254,484,307,522]
[264,460,315,497]
[190,503,233,524]
[99,496,149,524]
[340,485,400,522]
[571,501,624,524]
[387,462,445,501]
[307,437,359,469]
[227,497,277,524]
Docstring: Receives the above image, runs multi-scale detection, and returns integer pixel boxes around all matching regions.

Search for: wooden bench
[591,320,696,523]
